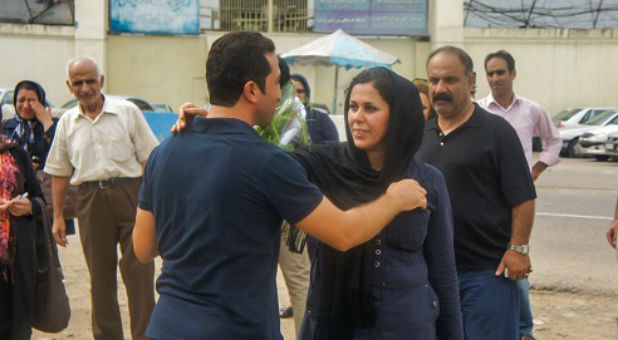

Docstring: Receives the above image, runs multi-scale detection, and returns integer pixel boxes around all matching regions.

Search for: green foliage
[255,81,311,150]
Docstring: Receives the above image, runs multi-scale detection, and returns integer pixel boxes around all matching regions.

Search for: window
[0,0,74,25]
[202,0,310,32]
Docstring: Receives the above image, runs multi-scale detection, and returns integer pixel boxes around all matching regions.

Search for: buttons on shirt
[374,261,380,268]
[375,249,381,256]
[424,284,429,290]
[376,238,382,245]
[432,300,439,307]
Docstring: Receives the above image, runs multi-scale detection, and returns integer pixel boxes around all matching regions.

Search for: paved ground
[32,155,618,340]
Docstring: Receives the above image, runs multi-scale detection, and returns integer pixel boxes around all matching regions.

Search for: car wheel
[567,138,583,157]
[595,155,610,161]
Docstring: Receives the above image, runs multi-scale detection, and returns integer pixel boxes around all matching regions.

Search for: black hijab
[293,67,425,338]
[13,80,46,113]
[11,81,47,153]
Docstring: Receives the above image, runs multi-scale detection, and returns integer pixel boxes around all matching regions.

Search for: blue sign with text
[314,0,428,36]
[110,0,200,35]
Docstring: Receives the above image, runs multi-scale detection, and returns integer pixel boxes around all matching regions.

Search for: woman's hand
[9,197,33,217]
[171,102,208,134]
[31,100,54,131]
[0,200,11,213]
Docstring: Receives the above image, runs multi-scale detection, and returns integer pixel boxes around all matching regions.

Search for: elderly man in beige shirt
[44,56,158,340]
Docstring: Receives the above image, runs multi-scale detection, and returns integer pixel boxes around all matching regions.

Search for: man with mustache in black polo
[417,46,536,340]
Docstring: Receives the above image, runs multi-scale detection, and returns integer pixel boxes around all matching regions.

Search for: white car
[559,109,618,157]
[578,119,618,161]
[553,107,616,128]
[603,131,618,158]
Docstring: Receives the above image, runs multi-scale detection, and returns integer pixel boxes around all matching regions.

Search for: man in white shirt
[45,56,158,340]
[478,49,562,340]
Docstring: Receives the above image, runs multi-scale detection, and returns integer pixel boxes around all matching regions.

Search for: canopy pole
[332,64,339,115]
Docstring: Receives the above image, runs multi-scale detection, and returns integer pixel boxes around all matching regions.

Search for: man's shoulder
[104,96,141,114]
[476,95,493,108]
[475,104,512,128]
[58,106,80,124]
[516,95,546,112]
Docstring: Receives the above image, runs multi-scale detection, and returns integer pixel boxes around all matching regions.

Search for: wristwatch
[508,243,530,255]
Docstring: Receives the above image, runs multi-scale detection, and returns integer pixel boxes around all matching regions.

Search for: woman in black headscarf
[292,67,463,339]
[3,81,56,171]
[3,81,76,235]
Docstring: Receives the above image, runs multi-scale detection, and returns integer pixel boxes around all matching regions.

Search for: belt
[79,177,138,189]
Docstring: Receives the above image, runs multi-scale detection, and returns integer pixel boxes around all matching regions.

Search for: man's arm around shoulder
[296,179,427,251]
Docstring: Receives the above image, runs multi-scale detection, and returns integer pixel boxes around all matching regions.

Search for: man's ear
[469,71,477,88]
[511,69,517,80]
[100,75,105,89]
[65,80,72,92]
[243,81,259,104]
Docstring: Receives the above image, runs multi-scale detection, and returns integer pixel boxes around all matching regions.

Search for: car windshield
[585,110,618,125]
[607,115,618,125]
[553,108,581,122]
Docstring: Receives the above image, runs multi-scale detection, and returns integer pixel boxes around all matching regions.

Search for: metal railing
[200,0,311,33]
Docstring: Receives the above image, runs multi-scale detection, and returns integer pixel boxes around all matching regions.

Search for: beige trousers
[279,224,311,337]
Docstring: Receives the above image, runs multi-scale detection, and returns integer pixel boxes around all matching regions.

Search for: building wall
[464,28,618,115]
[106,35,208,110]
[104,32,427,114]
[2,3,616,118]
[0,24,76,106]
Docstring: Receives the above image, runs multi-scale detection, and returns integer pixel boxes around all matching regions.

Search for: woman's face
[419,92,431,120]
[16,89,39,120]
[347,82,390,154]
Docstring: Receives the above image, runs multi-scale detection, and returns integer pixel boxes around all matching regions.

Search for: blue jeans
[518,278,533,335]
[458,269,520,340]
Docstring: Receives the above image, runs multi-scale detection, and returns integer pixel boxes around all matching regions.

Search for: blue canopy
[281,29,400,69]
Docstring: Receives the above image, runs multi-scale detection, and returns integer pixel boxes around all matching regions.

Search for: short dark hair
[206,31,276,107]
[426,45,474,76]
[484,50,515,73]
[278,57,290,88]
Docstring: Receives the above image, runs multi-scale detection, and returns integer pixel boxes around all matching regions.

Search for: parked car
[151,103,174,113]
[559,109,618,157]
[578,116,618,160]
[61,94,155,113]
[553,107,616,128]
[603,131,618,159]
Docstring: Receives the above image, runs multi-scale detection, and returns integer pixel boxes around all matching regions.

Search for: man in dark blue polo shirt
[131,31,428,340]
[416,46,536,340]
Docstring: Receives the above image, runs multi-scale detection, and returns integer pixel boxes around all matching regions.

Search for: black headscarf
[13,80,46,112]
[11,80,47,153]
[293,67,425,338]
[290,73,311,101]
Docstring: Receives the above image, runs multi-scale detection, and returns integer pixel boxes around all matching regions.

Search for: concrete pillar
[429,0,464,50]
[73,0,108,89]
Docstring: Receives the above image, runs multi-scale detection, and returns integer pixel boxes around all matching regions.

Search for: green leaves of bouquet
[255,81,310,151]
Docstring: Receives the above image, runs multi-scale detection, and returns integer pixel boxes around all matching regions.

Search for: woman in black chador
[292,67,463,339]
